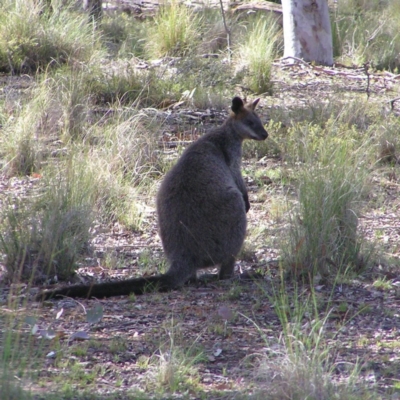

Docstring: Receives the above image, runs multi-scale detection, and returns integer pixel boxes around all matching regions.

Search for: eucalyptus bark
[282,0,333,66]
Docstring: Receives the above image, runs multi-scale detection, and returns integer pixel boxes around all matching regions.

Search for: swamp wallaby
[37,97,268,300]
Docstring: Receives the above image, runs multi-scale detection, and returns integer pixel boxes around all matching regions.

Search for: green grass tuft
[145,2,203,58]
[281,137,369,281]
[237,15,281,94]
[0,155,95,283]
[333,0,400,70]
[0,0,104,73]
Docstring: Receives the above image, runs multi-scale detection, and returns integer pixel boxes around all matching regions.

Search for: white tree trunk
[282,0,333,66]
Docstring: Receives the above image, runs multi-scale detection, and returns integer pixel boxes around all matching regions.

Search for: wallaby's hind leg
[219,256,235,280]
[164,260,197,288]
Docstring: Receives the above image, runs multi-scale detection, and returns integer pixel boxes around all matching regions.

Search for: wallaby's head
[230,97,268,141]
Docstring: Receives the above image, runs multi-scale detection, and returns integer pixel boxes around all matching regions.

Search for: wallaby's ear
[231,97,244,114]
[250,98,260,110]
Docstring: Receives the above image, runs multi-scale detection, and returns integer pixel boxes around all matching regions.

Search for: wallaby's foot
[183,273,220,287]
[218,256,236,280]
[196,273,220,283]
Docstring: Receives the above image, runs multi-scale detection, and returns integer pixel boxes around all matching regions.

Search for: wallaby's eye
[248,120,255,127]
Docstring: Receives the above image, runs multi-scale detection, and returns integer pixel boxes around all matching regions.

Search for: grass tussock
[93,110,165,186]
[0,83,50,176]
[143,322,204,394]
[269,98,382,140]
[333,0,400,70]
[0,71,90,175]
[85,66,186,108]
[254,343,373,400]
[237,15,281,94]
[0,155,95,283]
[82,63,195,108]
[0,130,42,177]
[0,105,163,285]
[86,111,164,228]
[0,0,104,74]
[276,116,369,165]
[145,2,203,58]
[51,64,165,110]
[51,69,91,139]
[0,371,32,400]
[253,284,378,400]
[146,346,203,394]
[282,137,369,281]
[85,66,146,106]
[101,13,148,58]
[0,66,163,175]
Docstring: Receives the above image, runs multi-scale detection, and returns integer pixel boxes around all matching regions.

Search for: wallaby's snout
[231,97,268,141]
[250,124,268,141]
[255,124,268,141]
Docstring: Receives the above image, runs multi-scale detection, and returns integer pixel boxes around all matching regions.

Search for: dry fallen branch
[279,57,400,82]
[277,57,400,104]
[232,1,282,16]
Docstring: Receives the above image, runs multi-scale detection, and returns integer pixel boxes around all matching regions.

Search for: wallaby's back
[157,97,268,288]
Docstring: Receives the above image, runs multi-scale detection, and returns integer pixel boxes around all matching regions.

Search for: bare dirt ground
[1,62,400,398]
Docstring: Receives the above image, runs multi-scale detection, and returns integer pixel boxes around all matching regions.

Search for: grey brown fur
[156,96,268,288]
[37,97,268,300]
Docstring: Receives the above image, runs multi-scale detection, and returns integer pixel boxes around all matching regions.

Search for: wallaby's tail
[36,275,171,301]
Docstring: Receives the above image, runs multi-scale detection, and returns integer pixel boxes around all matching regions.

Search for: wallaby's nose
[260,126,268,140]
